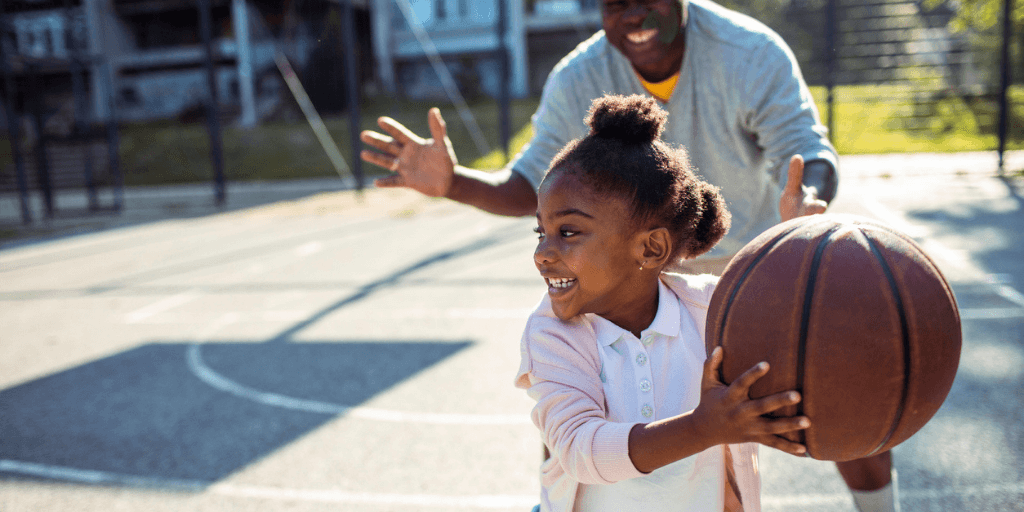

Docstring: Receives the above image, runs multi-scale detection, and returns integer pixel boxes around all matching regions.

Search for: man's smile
[626,28,659,45]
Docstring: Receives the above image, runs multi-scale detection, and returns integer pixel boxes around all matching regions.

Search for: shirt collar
[591,278,682,347]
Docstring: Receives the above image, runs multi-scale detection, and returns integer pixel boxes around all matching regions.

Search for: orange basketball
[705,214,961,461]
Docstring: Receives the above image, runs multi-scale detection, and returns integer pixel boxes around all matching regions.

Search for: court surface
[2,152,1022,511]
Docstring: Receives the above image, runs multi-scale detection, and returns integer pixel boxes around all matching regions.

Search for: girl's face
[534,172,649,326]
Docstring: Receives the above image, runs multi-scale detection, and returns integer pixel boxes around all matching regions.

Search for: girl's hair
[542,94,731,261]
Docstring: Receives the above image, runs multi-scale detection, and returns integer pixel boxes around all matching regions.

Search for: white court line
[4,459,1023,508]
[185,343,531,426]
[209,484,537,508]
[124,291,199,324]
[126,308,535,325]
[294,241,323,257]
[990,282,1024,308]
[958,308,1024,320]
[0,459,204,490]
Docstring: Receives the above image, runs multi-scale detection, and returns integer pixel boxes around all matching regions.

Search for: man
[360,1,897,510]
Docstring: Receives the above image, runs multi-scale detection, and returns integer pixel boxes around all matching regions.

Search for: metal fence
[1,0,1019,227]
[722,0,1019,168]
[1,0,124,224]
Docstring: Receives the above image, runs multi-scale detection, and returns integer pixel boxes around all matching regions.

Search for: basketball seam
[800,227,841,454]
[714,223,806,377]
[863,230,912,456]
[862,223,962,325]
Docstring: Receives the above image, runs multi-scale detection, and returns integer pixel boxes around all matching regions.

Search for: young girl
[514,95,810,512]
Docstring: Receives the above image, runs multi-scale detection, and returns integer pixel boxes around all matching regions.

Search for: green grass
[2,85,1022,187]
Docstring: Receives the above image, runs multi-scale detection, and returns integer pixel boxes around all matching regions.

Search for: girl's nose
[534,239,556,266]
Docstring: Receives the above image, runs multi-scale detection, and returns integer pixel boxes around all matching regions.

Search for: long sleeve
[516,311,645,485]
[737,27,838,186]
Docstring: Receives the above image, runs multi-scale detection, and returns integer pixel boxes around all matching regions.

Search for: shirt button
[639,379,652,392]
[636,353,647,366]
[642,336,653,346]
[641,405,653,418]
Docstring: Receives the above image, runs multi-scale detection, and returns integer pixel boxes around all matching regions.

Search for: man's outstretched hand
[779,154,829,222]
[360,107,458,198]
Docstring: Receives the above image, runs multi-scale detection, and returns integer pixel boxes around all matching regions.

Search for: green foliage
[926,0,1023,32]
[2,87,1022,189]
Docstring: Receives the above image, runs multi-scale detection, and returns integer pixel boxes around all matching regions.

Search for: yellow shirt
[638,72,680,103]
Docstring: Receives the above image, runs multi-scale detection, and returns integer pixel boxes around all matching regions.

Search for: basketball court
[1,152,1022,511]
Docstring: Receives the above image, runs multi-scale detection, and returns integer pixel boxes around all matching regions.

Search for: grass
[2,85,1022,187]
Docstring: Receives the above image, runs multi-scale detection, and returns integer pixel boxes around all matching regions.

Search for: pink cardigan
[515,273,761,512]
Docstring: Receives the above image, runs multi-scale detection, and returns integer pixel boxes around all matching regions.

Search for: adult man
[360,1,897,510]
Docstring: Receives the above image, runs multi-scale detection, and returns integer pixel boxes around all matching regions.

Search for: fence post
[341,0,364,190]
[825,0,837,143]
[998,0,1013,174]
[199,0,226,205]
[0,4,32,224]
[497,0,511,160]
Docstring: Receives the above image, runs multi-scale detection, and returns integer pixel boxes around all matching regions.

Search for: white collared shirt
[515,273,759,512]
[576,279,725,512]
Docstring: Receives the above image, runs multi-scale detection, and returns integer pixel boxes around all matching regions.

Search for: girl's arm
[627,347,811,473]
[524,374,645,485]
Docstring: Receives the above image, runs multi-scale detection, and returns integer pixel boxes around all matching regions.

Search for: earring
[639,261,647,271]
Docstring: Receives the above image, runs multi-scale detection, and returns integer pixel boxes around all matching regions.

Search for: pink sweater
[514,273,761,512]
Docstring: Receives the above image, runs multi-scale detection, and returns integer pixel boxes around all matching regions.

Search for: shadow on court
[0,340,471,485]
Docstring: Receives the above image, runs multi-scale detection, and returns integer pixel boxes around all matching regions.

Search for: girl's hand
[694,346,810,456]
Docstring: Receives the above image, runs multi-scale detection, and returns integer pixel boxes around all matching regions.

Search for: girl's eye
[533,226,545,240]
[560,229,578,238]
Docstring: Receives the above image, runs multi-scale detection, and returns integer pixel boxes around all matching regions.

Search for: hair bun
[586,94,666,144]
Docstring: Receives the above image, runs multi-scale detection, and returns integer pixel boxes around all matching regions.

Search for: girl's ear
[635,227,673,269]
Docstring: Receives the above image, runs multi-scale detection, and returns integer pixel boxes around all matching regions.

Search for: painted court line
[4,459,1023,508]
[124,290,199,324]
[0,459,204,490]
[958,308,1024,320]
[186,343,531,426]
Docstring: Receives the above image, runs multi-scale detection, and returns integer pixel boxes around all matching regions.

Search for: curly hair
[542,94,731,261]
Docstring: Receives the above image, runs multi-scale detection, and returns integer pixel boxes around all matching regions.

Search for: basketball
[705,214,962,461]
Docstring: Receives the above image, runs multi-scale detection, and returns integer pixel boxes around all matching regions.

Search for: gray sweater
[509,0,838,257]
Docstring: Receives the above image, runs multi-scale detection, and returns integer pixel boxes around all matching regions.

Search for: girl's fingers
[762,415,811,435]
[745,390,802,416]
[702,346,724,386]
[727,361,770,398]
[758,434,808,457]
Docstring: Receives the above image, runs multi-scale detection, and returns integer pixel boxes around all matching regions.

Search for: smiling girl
[515,95,810,512]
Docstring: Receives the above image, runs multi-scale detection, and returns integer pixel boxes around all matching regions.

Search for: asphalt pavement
[1,150,1022,511]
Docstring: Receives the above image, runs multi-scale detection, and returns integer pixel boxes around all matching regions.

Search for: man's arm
[448,166,537,217]
[360,108,536,217]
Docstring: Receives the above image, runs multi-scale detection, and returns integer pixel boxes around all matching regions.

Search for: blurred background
[1,2,1023,511]
[0,0,1021,227]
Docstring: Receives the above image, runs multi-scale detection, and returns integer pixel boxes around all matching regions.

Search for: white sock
[850,470,900,512]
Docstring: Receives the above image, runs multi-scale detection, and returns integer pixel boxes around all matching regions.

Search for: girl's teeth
[548,278,576,289]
